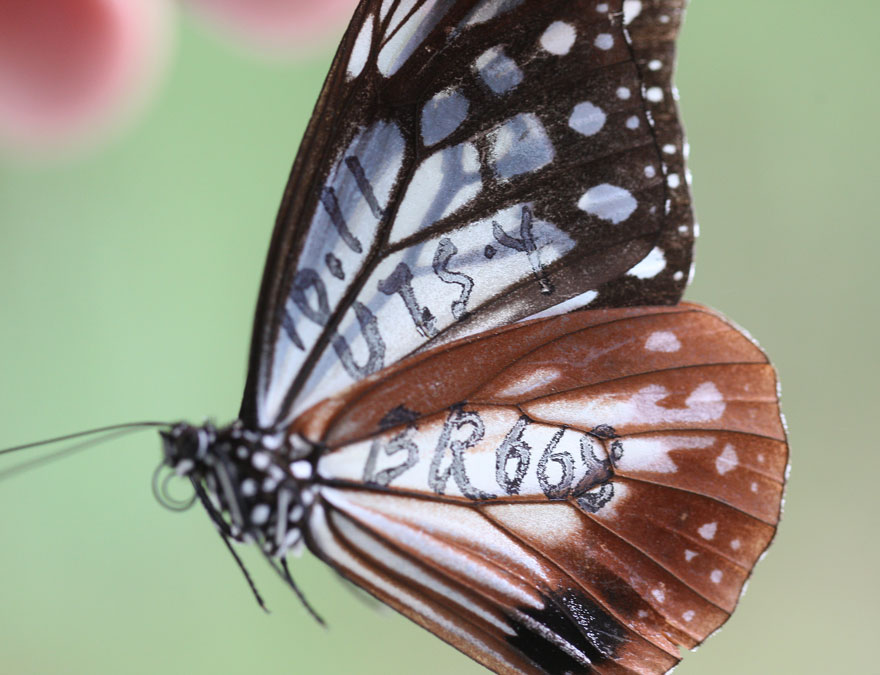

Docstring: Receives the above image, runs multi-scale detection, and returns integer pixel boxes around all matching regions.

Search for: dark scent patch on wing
[377,405,421,431]
[507,588,628,672]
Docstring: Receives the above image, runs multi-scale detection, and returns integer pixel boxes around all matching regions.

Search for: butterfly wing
[240,0,695,429]
[300,304,787,674]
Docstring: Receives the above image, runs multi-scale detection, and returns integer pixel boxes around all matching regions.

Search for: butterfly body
[160,422,317,557]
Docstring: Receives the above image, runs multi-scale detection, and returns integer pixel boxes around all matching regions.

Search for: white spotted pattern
[645,330,681,352]
[347,15,373,80]
[594,33,614,50]
[627,246,667,279]
[475,46,523,94]
[623,0,643,25]
[540,21,576,55]
[577,184,637,224]
[532,381,726,429]
[715,444,739,475]
[488,113,555,179]
[698,522,718,541]
[646,87,664,103]
[569,102,606,137]
[421,89,470,146]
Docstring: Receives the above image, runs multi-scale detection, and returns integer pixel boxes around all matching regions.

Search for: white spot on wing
[379,1,451,77]
[699,522,718,540]
[569,102,606,137]
[522,290,598,321]
[682,609,695,622]
[347,16,373,80]
[540,21,576,55]
[645,331,681,352]
[627,246,666,279]
[489,113,555,179]
[623,1,643,24]
[459,0,525,29]
[715,444,739,475]
[475,46,523,94]
[497,367,562,398]
[615,435,715,474]
[421,89,469,146]
[645,87,663,103]
[685,549,698,562]
[710,569,724,584]
[578,184,637,224]
[532,382,726,430]
[594,33,614,50]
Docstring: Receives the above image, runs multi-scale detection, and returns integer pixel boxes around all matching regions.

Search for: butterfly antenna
[190,479,269,613]
[0,421,168,456]
[0,424,162,483]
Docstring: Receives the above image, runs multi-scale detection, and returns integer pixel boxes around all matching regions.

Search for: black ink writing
[363,425,419,487]
[320,186,363,254]
[429,406,495,499]
[492,204,554,295]
[330,301,385,379]
[495,416,531,495]
[433,238,474,321]
[377,262,438,338]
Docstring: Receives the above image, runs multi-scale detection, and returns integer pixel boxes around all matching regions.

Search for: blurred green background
[1,2,877,673]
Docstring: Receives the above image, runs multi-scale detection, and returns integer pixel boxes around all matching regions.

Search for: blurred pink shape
[0,0,173,158]
[184,0,358,56]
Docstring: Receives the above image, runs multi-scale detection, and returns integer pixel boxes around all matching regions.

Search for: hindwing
[299,304,787,673]
[241,0,695,429]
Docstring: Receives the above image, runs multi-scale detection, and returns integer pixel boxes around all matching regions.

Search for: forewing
[241,0,695,428]
[302,304,788,673]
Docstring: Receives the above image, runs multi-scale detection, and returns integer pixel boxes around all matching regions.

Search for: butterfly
[13,1,789,673]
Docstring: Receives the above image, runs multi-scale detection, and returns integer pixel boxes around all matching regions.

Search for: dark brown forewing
[241,0,695,429]
[304,304,788,673]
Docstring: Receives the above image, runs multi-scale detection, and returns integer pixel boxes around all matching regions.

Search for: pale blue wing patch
[421,88,470,147]
[390,142,483,243]
[346,13,375,80]
[458,0,526,30]
[569,102,607,137]
[261,120,406,425]
[378,0,455,78]
[488,113,555,180]
[293,203,574,415]
[474,46,524,95]
[578,184,638,224]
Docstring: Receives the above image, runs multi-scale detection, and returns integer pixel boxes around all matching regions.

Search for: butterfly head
[159,422,216,477]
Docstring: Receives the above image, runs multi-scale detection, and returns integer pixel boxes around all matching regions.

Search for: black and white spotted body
[160,423,317,558]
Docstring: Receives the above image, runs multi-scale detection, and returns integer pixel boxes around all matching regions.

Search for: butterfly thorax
[159,422,319,557]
